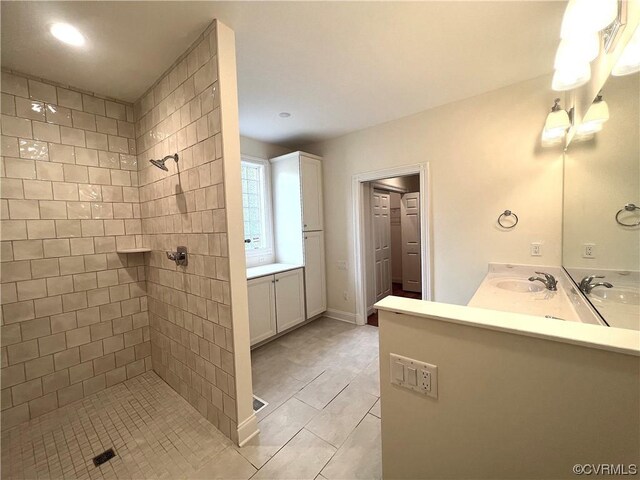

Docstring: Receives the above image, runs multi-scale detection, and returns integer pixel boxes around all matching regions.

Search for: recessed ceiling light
[50,23,85,47]
[278,112,291,118]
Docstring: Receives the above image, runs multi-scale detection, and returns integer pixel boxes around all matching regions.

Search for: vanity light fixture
[577,92,610,135]
[50,23,85,47]
[542,98,571,142]
[551,0,621,91]
[560,0,618,39]
[612,26,640,76]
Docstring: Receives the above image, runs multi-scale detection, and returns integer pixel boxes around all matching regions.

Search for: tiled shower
[1,21,240,442]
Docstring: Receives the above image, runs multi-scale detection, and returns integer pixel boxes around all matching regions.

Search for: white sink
[491,279,545,293]
[590,287,640,306]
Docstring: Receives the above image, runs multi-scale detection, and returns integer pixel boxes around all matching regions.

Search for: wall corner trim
[216,19,257,446]
[237,414,260,447]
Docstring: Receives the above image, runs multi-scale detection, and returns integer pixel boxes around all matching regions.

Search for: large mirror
[562,72,640,331]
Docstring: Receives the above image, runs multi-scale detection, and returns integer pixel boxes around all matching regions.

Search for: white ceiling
[1,1,566,147]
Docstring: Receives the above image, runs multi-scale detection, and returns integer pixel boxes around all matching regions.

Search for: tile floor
[1,317,381,480]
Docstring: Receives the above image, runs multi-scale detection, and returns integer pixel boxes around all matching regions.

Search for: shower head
[150,158,169,171]
[149,153,179,172]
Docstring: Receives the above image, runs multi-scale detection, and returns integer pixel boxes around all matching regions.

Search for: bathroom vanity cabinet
[247,267,305,346]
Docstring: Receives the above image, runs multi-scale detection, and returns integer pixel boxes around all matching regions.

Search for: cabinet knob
[275,279,279,282]
[304,236,308,239]
[304,224,307,227]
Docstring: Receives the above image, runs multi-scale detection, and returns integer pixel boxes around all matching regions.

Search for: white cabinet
[247,268,305,346]
[301,156,323,232]
[270,151,327,321]
[304,232,326,319]
[274,269,306,331]
[247,275,277,346]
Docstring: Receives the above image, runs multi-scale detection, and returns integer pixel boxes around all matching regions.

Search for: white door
[301,156,323,231]
[304,231,326,319]
[275,268,306,332]
[247,276,277,346]
[373,190,392,301]
[401,192,422,293]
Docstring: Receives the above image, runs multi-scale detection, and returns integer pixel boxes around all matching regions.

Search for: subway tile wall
[135,24,239,441]
[0,71,152,430]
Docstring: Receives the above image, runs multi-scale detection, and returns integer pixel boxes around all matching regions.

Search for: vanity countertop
[468,264,590,323]
[247,263,303,280]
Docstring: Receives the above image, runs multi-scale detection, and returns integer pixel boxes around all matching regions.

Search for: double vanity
[471,72,640,332]
[468,263,640,329]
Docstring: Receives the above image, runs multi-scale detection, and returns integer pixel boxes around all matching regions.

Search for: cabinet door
[247,275,277,346]
[300,156,323,231]
[274,268,306,332]
[304,231,326,319]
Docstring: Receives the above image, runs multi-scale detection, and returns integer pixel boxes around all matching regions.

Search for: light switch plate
[390,353,438,398]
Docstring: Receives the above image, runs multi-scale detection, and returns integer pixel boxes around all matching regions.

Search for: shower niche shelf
[116,248,152,254]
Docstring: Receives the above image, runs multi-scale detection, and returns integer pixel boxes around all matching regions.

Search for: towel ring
[497,210,518,229]
[615,203,640,227]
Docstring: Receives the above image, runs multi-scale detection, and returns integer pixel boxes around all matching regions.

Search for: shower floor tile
[1,372,232,480]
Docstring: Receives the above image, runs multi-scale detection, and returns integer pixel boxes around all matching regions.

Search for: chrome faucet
[528,271,558,291]
[579,275,613,294]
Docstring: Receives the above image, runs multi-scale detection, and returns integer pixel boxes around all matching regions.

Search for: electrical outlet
[390,353,438,398]
[530,242,542,256]
[583,243,596,258]
[337,261,348,271]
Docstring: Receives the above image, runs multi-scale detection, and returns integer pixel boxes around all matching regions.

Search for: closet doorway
[353,165,431,326]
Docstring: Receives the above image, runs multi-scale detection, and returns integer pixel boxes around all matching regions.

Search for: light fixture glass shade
[541,128,565,145]
[612,27,640,76]
[544,109,571,132]
[582,99,609,125]
[552,62,591,91]
[561,0,618,39]
[577,121,604,136]
[578,96,609,135]
[554,33,599,70]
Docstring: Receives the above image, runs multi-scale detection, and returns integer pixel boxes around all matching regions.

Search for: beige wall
[379,309,640,479]
[240,135,291,160]
[135,21,246,442]
[305,74,564,311]
[1,71,151,430]
[563,73,639,270]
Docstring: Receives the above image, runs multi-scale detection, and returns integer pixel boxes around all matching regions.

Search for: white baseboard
[236,413,259,447]
[324,308,358,324]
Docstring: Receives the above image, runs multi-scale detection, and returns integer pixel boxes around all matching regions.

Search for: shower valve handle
[166,246,188,266]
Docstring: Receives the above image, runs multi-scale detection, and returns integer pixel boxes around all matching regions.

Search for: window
[241,156,273,265]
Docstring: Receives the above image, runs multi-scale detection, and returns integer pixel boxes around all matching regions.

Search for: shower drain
[93,448,116,467]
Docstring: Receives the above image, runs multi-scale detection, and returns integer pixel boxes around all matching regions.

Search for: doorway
[352,163,432,326]
[365,176,423,326]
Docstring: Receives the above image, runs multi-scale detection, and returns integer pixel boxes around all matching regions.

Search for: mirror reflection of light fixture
[560,0,618,39]
[577,92,610,135]
[552,62,591,91]
[612,26,640,76]
[542,98,572,143]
